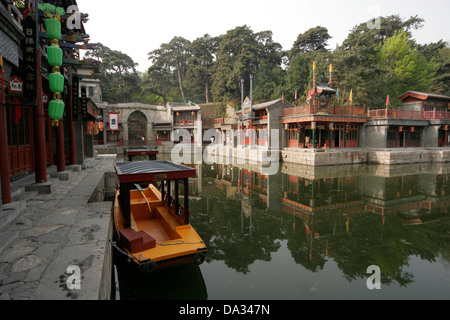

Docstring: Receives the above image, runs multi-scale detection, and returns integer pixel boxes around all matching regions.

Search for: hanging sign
[8,76,23,95]
[109,113,119,131]
[81,86,88,122]
[72,77,79,119]
[23,13,37,105]
[42,92,49,104]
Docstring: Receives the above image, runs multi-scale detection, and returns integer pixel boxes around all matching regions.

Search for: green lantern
[48,99,65,120]
[45,18,61,40]
[47,45,63,67]
[49,71,64,93]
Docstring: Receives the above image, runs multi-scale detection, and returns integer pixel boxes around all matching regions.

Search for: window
[88,86,95,98]
[410,131,420,141]
[387,131,396,141]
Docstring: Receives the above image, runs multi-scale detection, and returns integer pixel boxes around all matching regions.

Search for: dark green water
[114,159,450,300]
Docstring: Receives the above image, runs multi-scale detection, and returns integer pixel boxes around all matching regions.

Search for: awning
[114,160,197,183]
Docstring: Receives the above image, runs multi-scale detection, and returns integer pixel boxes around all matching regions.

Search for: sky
[76,0,450,72]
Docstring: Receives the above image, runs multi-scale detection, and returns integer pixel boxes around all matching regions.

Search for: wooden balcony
[368,108,450,120]
[174,120,199,127]
[282,105,367,118]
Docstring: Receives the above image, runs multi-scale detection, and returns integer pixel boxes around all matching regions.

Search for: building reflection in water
[115,156,450,299]
[196,161,450,287]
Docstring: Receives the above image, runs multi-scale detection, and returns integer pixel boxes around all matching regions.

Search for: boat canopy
[114,160,196,183]
[114,160,197,227]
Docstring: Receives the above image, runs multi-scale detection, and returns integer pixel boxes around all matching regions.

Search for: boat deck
[116,184,204,263]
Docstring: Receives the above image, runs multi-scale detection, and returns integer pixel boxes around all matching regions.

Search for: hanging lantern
[399,126,404,132]
[86,121,94,134]
[49,70,64,93]
[48,99,65,120]
[410,126,415,133]
[329,122,334,131]
[47,42,63,67]
[45,18,62,40]
[98,122,104,131]
[311,121,316,130]
[444,125,448,131]
[191,111,195,116]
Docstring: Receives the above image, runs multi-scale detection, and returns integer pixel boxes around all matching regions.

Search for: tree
[186,34,220,103]
[378,30,438,104]
[148,37,191,103]
[418,41,450,96]
[285,53,309,102]
[85,43,141,102]
[332,15,426,107]
[211,25,283,103]
[290,26,331,58]
[211,26,260,102]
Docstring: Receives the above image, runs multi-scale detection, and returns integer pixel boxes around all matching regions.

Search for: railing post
[184,178,189,225]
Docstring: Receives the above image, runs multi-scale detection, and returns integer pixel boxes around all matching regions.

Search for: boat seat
[119,227,156,253]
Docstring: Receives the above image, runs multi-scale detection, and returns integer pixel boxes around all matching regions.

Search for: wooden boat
[113,160,207,273]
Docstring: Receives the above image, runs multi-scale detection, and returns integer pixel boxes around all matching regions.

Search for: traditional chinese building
[236,97,293,148]
[0,0,96,204]
[367,91,450,148]
[168,102,202,146]
[281,63,368,151]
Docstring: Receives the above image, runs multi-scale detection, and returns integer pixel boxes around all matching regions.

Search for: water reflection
[115,157,450,299]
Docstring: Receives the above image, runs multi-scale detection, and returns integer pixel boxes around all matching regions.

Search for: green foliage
[290,26,331,57]
[85,43,141,103]
[95,15,447,109]
[215,102,227,118]
[378,30,438,105]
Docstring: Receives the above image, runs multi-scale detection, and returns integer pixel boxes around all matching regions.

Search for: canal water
[113,156,450,300]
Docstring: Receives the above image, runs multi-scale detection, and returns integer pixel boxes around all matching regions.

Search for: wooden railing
[368,108,450,120]
[283,105,367,117]
[174,120,199,126]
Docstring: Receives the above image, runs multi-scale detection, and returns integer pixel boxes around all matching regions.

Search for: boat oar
[134,183,153,214]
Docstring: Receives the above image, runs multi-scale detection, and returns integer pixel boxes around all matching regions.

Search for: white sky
[76,0,450,72]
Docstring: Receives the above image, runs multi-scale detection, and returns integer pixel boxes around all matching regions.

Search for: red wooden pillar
[0,67,11,204]
[33,46,47,183]
[68,85,76,165]
[56,120,65,172]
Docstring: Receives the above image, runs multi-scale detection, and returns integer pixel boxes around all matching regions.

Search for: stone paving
[0,155,117,300]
